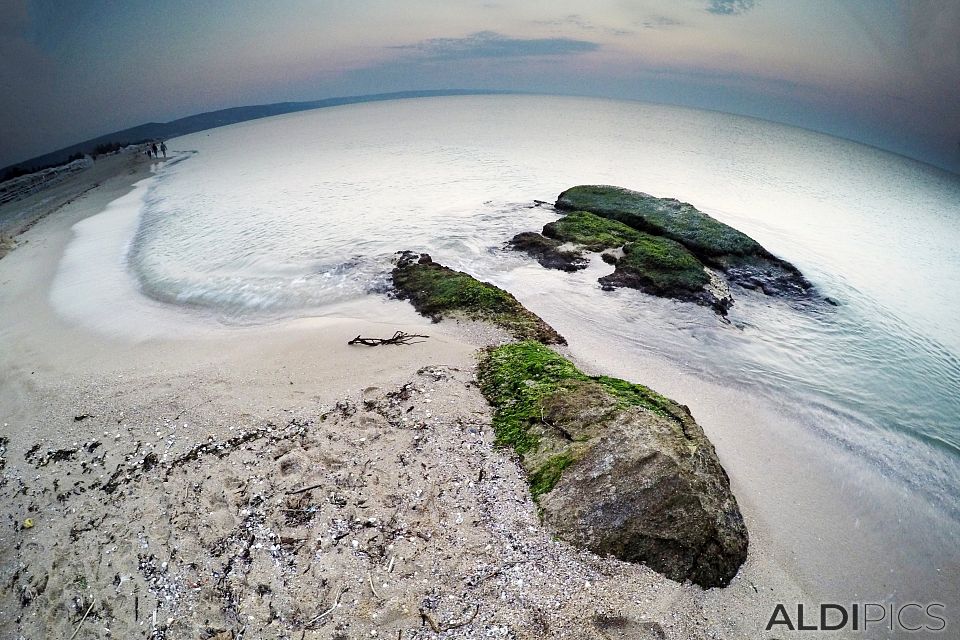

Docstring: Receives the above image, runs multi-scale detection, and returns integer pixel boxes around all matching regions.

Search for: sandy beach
[0,153,953,639]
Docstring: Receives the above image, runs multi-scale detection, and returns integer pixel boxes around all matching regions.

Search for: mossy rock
[478,341,748,587]
[540,209,710,297]
[602,236,709,297]
[542,210,645,252]
[507,231,588,272]
[556,185,762,258]
[556,185,813,298]
[391,251,565,344]
[510,211,732,315]
[513,209,727,311]
[478,341,688,485]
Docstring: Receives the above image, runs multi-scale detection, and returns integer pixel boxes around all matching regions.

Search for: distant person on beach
[160,142,167,158]
[151,142,158,157]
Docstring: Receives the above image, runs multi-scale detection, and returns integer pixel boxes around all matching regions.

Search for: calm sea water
[59,95,960,521]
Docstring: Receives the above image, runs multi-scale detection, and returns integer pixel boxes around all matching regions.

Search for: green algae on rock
[542,210,645,252]
[599,235,710,298]
[507,231,588,272]
[556,185,812,297]
[556,185,761,257]
[509,211,646,272]
[478,340,748,588]
[511,209,729,313]
[391,251,565,344]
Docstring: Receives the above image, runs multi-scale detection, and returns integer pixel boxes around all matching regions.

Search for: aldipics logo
[765,603,947,635]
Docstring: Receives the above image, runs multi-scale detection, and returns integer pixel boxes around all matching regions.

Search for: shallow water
[54,95,960,525]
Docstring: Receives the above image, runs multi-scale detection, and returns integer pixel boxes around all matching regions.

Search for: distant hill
[1,89,514,181]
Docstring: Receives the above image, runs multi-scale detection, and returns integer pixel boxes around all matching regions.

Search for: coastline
[0,152,153,249]
[0,157,954,638]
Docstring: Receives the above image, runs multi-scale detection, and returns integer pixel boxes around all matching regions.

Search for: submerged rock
[391,251,565,344]
[507,231,587,272]
[542,210,644,252]
[556,185,761,257]
[597,237,707,297]
[478,341,748,588]
[512,209,733,314]
[556,185,812,298]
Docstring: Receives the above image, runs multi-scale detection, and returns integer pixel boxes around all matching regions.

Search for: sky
[1,0,959,172]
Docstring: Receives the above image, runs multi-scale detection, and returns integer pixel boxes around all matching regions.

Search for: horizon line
[5,88,958,179]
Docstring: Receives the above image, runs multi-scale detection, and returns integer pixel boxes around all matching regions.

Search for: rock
[539,398,747,587]
[557,186,760,256]
[721,256,809,297]
[596,237,707,297]
[478,341,748,588]
[507,232,587,272]
[556,185,813,298]
[543,210,728,307]
[542,210,644,252]
[391,251,565,344]
[510,209,734,315]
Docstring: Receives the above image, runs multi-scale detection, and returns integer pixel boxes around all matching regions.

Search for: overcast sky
[2,0,958,172]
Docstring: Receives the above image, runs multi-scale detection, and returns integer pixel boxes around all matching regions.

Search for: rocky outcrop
[556,185,812,298]
[391,251,565,344]
[509,209,734,314]
[596,237,714,303]
[478,341,748,588]
[507,231,587,272]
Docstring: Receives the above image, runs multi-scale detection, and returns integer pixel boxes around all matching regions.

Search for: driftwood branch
[348,331,429,346]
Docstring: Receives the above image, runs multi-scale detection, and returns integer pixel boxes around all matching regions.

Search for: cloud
[531,14,634,36]
[706,0,758,16]
[391,31,599,61]
[639,15,686,30]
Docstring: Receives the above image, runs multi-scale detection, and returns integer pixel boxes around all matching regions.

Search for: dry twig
[69,600,96,640]
[285,483,324,496]
[348,331,429,346]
